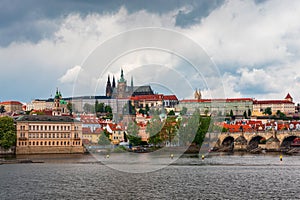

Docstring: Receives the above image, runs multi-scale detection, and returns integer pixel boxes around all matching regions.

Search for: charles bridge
[206,130,300,152]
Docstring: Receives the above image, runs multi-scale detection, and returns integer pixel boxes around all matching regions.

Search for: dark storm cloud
[0,0,224,46]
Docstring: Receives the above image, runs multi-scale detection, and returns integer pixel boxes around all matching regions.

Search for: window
[33,141,35,146]
[36,141,39,145]
[45,126,47,131]
[57,141,59,146]
[29,142,31,145]
[49,126,51,131]
[53,133,55,138]
[48,141,51,146]
[52,141,55,145]
[41,126,43,131]
[37,126,39,131]
[41,133,43,138]
[29,126,31,130]
[64,141,66,145]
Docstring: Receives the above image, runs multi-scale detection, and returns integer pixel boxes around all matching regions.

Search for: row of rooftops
[180,93,294,104]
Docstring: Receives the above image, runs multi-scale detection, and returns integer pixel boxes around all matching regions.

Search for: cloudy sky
[1,0,300,103]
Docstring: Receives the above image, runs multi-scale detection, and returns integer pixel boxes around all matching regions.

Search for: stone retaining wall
[16,146,84,155]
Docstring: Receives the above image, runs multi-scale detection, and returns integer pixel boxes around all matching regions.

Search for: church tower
[112,76,116,89]
[117,68,127,98]
[52,88,62,116]
[194,89,202,100]
[106,75,113,97]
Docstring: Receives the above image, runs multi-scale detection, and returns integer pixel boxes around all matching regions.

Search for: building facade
[252,93,295,116]
[16,115,84,154]
[0,101,23,113]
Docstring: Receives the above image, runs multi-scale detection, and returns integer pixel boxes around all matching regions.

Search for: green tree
[127,121,141,146]
[168,110,175,116]
[0,116,16,149]
[0,105,6,113]
[230,109,234,118]
[145,104,150,115]
[243,111,247,119]
[146,115,163,146]
[105,105,112,113]
[263,107,272,116]
[95,100,105,113]
[180,107,188,115]
[160,116,179,145]
[83,103,95,113]
[67,102,73,114]
[98,130,111,145]
[248,109,252,118]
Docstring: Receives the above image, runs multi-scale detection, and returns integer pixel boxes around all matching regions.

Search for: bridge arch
[221,136,234,150]
[280,135,298,148]
[248,135,265,149]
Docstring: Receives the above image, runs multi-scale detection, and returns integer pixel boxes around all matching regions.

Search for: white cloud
[59,65,81,84]
[1,1,300,102]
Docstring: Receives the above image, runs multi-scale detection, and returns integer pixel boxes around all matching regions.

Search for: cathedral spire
[106,75,112,97]
[112,76,116,88]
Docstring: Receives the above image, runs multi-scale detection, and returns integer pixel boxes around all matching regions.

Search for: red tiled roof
[253,100,294,104]
[163,95,178,101]
[180,98,253,103]
[130,94,164,101]
[107,123,123,131]
[0,101,23,105]
[285,93,292,99]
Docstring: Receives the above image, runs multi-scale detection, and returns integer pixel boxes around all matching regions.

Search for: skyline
[1,0,300,103]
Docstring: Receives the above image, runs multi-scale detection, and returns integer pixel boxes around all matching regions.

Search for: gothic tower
[112,76,116,89]
[106,75,113,97]
[117,68,127,98]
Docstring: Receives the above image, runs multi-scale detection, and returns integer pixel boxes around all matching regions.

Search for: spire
[106,75,112,97]
[112,76,116,88]
[119,68,126,83]
[131,76,133,88]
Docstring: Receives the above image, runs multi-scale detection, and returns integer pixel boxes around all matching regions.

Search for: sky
[1,0,300,103]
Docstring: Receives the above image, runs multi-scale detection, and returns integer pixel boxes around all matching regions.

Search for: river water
[1,153,299,199]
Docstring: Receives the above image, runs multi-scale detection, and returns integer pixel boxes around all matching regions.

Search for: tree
[248,109,252,118]
[263,107,272,116]
[146,115,163,146]
[83,103,95,113]
[180,107,188,115]
[168,110,175,116]
[0,105,6,113]
[0,116,16,149]
[127,121,141,146]
[105,105,112,113]
[160,116,179,145]
[98,130,111,145]
[230,109,234,118]
[67,102,73,114]
[243,111,247,119]
[95,101,105,113]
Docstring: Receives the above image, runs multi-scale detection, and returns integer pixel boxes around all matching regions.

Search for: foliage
[127,121,141,146]
[0,105,6,113]
[168,110,175,116]
[230,109,234,117]
[159,116,179,145]
[0,116,16,149]
[263,107,272,116]
[105,105,112,113]
[147,115,163,146]
[67,102,73,114]
[180,107,188,115]
[95,100,105,113]
[248,109,252,118]
[83,103,95,113]
[98,130,111,145]
[243,111,247,119]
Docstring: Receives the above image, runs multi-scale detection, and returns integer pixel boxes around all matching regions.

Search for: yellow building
[252,93,295,116]
[82,127,103,144]
[106,123,126,145]
[0,101,23,113]
[16,115,84,154]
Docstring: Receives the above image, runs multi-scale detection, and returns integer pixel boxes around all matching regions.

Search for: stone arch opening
[248,135,265,150]
[281,136,298,148]
[221,136,234,151]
